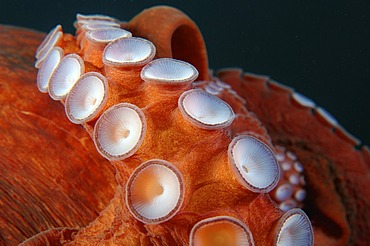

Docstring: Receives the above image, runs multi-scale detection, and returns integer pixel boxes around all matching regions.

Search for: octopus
[0,5,369,246]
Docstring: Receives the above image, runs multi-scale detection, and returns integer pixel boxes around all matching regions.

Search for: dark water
[1,0,369,145]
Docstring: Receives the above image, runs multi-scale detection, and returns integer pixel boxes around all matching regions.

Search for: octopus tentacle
[30,7,313,244]
[0,26,116,244]
[127,6,209,81]
[217,68,369,244]
[0,5,369,246]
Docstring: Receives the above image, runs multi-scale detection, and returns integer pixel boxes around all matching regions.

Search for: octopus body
[0,6,369,246]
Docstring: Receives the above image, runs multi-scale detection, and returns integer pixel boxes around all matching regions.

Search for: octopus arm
[0,25,116,245]
[1,5,369,246]
[217,68,370,245]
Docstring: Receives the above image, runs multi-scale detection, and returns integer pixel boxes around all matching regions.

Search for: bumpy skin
[0,25,116,244]
[0,6,369,245]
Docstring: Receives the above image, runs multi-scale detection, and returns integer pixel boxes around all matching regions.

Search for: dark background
[1,0,369,145]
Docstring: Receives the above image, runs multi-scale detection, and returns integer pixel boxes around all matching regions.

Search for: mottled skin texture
[0,6,369,245]
[217,70,370,244]
[0,25,116,244]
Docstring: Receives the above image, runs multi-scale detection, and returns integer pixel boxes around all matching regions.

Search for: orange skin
[0,6,369,245]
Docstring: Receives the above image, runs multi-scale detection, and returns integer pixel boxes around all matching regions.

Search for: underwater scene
[0,0,369,245]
